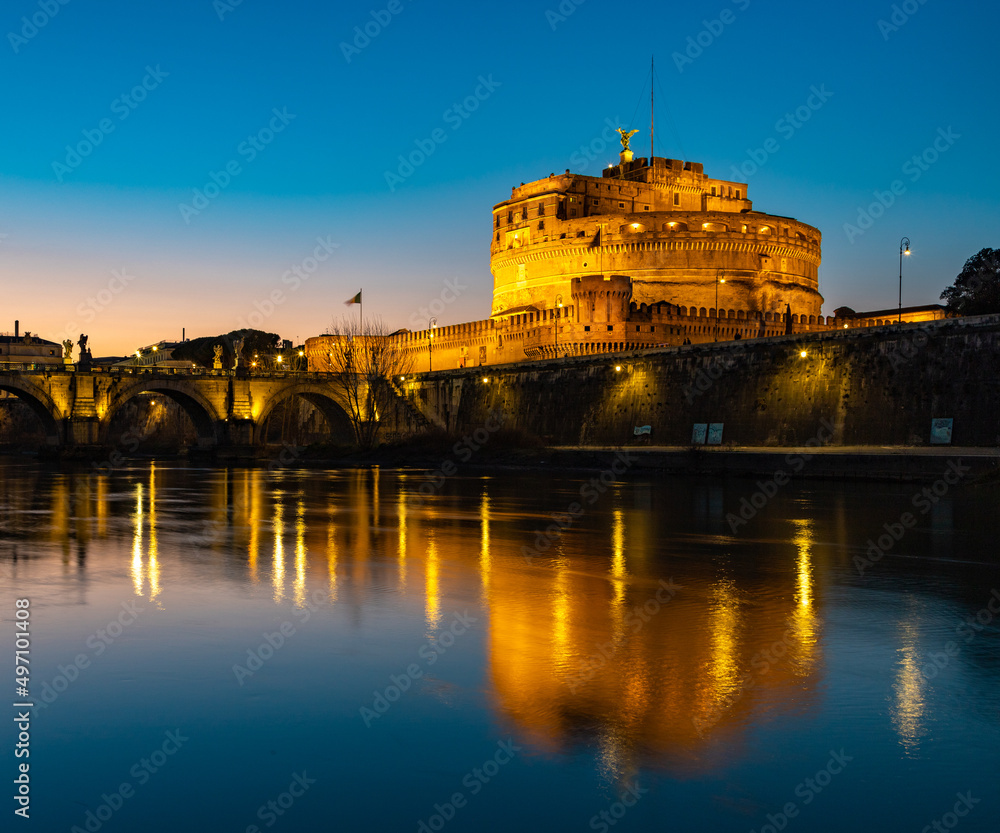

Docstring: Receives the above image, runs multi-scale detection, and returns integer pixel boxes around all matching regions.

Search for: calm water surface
[1,460,998,831]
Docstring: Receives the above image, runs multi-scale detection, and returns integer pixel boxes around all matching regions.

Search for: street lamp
[715,270,725,341]
[428,317,437,372]
[899,237,911,324]
[555,294,563,356]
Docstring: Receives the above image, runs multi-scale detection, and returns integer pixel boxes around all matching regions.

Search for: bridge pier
[66,418,100,445]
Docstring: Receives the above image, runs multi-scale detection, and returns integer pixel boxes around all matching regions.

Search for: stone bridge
[0,368,364,448]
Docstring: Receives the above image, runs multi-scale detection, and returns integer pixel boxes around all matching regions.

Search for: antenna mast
[650,55,654,162]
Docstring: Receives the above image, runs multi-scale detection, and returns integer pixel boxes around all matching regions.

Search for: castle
[307,137,944,372]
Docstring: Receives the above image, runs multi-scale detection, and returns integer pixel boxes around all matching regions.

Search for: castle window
[618,202,625,208]
[736,190,741,200]
[673,193,680,206]
[651,326,655,332]
[507,211,513,223]
[538,203,545,216]
[538,220,544,230]
[496,232,500,242]
[495,215,499,228]
[644,205,649,210]
[711,186,717,196]
[607,325,613,332]
[584,326,591,332]
[570,209,577,217]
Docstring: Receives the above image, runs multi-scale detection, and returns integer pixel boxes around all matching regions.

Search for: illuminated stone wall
[403,314,1000,447]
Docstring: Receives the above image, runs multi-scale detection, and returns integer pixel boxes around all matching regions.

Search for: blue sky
[1,0,997,353]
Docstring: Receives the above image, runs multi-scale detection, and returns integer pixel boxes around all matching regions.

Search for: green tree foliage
[171,329,280,368]
[940,248,1000,316]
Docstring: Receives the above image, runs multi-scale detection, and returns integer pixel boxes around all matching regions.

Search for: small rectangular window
[584,325,591,332]
[711,186,717,196]
[644,205,649,210]
[673,193,680,206]
[736,190,741,200]
[618,202,625,208]
[607,325,614,332]
[538,203,545,216]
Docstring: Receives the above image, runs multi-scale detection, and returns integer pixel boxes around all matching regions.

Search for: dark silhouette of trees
[940,248,1000,316]
[171,329,280,368]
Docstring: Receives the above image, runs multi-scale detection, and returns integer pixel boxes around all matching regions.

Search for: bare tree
[320,315,414,449]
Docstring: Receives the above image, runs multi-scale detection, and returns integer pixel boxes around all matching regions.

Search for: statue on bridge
[232,338,244,369]
[62,339,74,360]
[77,334,92,369]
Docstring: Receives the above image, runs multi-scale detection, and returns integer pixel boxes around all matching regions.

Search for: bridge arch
[254,383,355,445]
[0,377,63,445]
[100,378,223,446]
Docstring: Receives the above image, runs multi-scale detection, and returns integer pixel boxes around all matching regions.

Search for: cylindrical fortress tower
[490,155,822,323]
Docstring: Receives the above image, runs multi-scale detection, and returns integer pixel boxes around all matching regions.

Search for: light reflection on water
[1,460,998,832]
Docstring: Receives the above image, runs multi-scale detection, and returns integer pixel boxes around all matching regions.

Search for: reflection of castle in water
[4,464,954,769]
[482,512,823,772]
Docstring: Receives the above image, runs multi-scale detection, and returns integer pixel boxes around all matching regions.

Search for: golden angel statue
[616,128,639,152]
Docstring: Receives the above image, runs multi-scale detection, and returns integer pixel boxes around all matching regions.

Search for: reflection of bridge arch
[100,379,223,446]
[0,377,64,444]
[254,383,355,445]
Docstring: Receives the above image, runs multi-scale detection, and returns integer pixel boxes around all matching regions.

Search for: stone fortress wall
[307,151,945,374]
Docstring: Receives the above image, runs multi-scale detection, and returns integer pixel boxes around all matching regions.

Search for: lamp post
[715,270,725,341]
[554,294,563,357]
[428,317,437,372]
[898,237,910,324]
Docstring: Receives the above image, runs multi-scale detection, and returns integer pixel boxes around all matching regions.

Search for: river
[1,459,998,831]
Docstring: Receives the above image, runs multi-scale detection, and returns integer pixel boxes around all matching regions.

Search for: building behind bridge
[0,321,62,369]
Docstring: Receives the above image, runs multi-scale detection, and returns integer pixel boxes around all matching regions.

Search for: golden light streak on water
[397,487,408,589]
[480,490,492,598]
[611,508,628,644]
[892,614,927,756]
[147,464,160,604]
[790,518,817,675]
[425,535,440,632]
[294,497,307,608]
[272,495,285,603]
[130,483,144,597]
